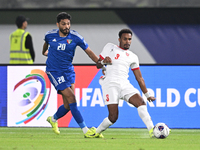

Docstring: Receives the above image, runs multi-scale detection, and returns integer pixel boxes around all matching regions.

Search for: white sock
[96,117,113,134]
[51,116,57,122]
[137,105,154,131]
[82,127,89,134]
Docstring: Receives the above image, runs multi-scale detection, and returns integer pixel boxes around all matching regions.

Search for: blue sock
[53,104,69,120]
[69,103,86,129]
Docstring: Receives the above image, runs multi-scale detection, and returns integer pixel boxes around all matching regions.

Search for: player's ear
[56,22,59,28]
[118,38,121,43]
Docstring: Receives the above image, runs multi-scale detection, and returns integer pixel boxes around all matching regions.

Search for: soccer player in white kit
[93,29,156,138]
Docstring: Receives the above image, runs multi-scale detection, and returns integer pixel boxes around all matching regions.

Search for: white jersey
[100,43,139,83]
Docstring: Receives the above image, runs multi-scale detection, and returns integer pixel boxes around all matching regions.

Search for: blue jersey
[44,29,88,72]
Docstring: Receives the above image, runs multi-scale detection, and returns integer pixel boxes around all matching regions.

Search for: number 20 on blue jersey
[57,43,66,50]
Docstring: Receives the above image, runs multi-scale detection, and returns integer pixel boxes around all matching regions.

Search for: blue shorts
[46,71,75,94]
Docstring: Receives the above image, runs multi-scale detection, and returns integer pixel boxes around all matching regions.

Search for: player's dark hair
[15,15,28,28]
[57,12,71,23]
[118,29,132,38]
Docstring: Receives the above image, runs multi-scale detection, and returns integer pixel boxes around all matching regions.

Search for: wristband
[102,65,106,71]
[144,92,150,98]
[100,60,104,65]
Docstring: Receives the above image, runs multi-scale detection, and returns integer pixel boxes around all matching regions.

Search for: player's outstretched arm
[84,47,99,63]
[133,69,156,102]
[96,57,112,69]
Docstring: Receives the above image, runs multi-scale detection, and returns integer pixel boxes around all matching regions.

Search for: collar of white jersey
[117,45,128,51]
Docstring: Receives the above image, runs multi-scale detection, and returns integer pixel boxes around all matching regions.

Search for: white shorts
[100,78,139,105]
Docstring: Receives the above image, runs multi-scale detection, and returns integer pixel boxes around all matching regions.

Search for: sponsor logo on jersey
[52,39,56,42]
[126,52,129,56]
[67,39,72,44]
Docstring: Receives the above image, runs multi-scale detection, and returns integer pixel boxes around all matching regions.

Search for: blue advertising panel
[1,65,200,128]
[130,65,200,129]
[0,66,7,126]
[68,65,200,129]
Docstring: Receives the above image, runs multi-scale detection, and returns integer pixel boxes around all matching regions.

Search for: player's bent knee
[108,115,118,123]
[64,104,70,110]
[140,100,146,106]
[131,93,147,106]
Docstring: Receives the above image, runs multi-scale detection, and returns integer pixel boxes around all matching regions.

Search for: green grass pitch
[0,127,199,150]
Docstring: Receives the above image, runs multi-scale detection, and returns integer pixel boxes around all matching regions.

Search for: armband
[144,92,150,98]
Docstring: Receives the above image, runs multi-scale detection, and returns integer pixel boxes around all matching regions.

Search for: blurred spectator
[9,15,35,64]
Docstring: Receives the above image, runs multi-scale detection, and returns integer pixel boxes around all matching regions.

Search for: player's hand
[44,50,48,56]
[147,96,156,102]
[102,70,106,75]
[103,56,112,65]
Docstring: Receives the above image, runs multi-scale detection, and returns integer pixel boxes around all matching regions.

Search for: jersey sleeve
[44,34,48,44]
[130,54,140,70]
[44,31,51,44]
[44,29,58,44]
[25,34,35,61]
[78,38,88,50]
[99,43,113,60]
[71,30,88,50]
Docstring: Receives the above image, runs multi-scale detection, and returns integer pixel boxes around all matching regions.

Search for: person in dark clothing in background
[9,15,35,64]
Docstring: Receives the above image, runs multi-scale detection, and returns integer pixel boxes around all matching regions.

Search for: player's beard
[60,28,70,36]
[123,44,130,50]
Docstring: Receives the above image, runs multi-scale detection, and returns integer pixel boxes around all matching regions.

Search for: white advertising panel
[7,66,57,127]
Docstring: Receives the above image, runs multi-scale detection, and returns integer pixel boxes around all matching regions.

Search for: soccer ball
[153,123,170,139]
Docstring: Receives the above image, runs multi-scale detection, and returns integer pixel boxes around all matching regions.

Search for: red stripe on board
[58,66,100,127]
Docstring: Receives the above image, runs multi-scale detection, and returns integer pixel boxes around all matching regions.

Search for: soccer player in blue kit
[42,12,99,138]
